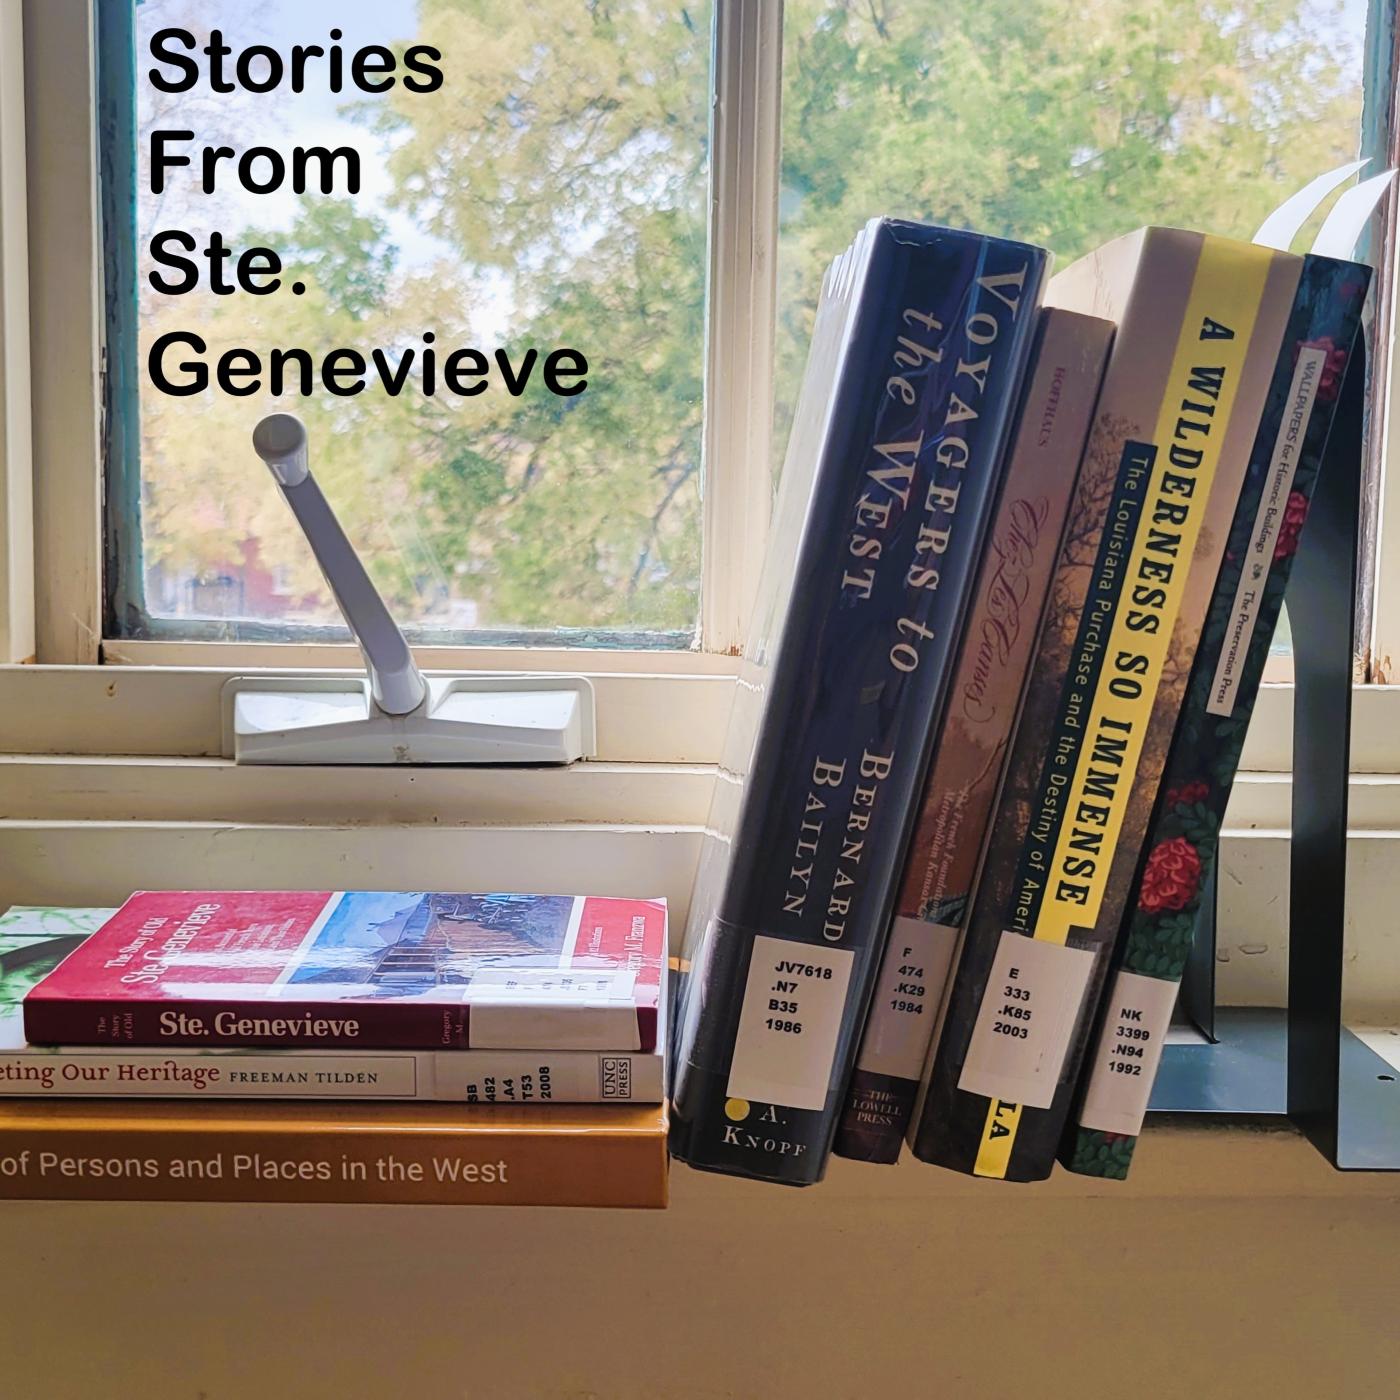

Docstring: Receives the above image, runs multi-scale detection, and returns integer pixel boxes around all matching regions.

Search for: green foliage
[773,0,1361,454]
[245,198,398,321]
[365,1,710,631]
[1178,801,1219,849]
[0,968,30,1013]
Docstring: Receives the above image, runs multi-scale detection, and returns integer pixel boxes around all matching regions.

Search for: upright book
[909,228,1300,1180]
[833,307,1113,1164]
[24,892,667,1052]
[1064,251,1372,1179]
[670,218,1048,1185]
[0,907,665,1101]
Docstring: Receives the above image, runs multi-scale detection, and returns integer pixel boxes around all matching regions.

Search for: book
[909,228,1301,1181]
[24,891,666,1052]
[833,306,1113,1164]
[0,907,665,1101]
[1063,252,1372,1179]
[0,1097,668,1206]
[669,218,1048,1185]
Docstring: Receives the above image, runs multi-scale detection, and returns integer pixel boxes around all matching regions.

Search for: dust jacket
[24,892,667,1052]
[833,306,1113,1163]
[1064,253,1372,1179]
[669,218,1048,1185]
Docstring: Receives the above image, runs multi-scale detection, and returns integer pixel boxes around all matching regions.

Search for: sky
[139,3,454,272]
[219,0,429,250]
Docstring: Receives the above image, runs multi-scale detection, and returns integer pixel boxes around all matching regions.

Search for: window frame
[6,0,1400,771]
[0,0,31,666]
[20,0,103,669]
[1365,0,1400,679]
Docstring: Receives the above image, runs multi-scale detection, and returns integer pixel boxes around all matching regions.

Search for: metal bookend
[221,414,595,766]
[1157,341,1400,1169]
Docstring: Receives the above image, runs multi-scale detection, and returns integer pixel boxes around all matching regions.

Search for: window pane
[774,0,1371,589]
[116,0,710,643]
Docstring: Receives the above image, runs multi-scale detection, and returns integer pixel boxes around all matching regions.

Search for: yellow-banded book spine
[909,230,1300,1181]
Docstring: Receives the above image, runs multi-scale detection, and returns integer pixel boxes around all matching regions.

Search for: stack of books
[0,893,670,1205]
[671,182,1386,1187]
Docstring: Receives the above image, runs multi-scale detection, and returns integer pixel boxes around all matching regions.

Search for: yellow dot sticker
[724,1098,749,1122]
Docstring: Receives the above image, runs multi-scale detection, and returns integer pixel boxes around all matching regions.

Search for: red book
[24,892,666,1052]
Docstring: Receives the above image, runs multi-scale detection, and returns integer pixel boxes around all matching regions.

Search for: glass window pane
[774,0,1371,598]
[119,0,710,643]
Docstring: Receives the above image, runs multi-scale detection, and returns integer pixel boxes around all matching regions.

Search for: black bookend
[1153,340,1400,1168]
[1176,863,1217,1042]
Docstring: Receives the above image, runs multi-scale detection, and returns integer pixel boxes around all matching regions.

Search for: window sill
[0,660,733,764]
[6,661,1400,771]
[3,663,1400,1014]
[99,638,742,676]
[0,754,714,826]
[1,1112,1392,1400]
[3,754,1400,1010]
[0,818,704,921]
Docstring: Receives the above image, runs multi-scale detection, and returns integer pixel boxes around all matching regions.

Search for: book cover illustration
[1065,253,1372,1179]
[910,230,1300,1180]
[833,307,1113,1163]
[670,219,1048,1185]
[25,892,666,1051]
[0,906,117,1017]
[0,907,665,1101]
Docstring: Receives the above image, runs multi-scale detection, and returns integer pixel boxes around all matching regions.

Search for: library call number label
[958,930,1095,1110]
[1077,970,1179,1134]
[854,916,961,1079]
[727,935,854,1111]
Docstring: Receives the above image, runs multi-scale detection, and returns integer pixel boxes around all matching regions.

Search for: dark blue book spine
[670,221,1047,1184]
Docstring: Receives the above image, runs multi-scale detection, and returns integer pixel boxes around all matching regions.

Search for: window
[105,0,713,647]
[773,0,1375,675]
[100,0,1392,660]
[14,0,1396,676]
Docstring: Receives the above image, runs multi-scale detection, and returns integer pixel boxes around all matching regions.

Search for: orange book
[0,1098,668,1207]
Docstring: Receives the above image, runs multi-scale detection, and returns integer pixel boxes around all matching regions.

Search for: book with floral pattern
[1064,252,1371,1179]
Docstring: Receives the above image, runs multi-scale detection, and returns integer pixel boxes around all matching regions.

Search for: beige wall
[1,1122,1395,1399]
